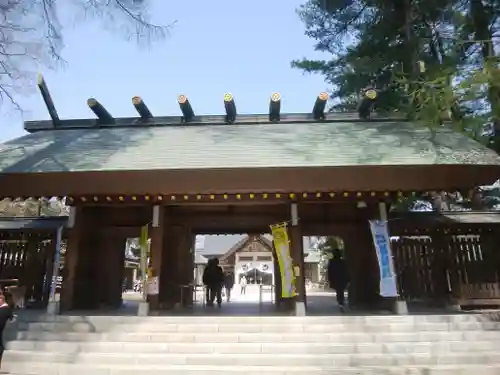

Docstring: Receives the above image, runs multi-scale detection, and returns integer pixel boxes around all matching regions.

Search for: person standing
[224,272,235,302]
[240,275,248,295]
[202,259,224,307]
[327,248,349,312]
[0,294,13,373]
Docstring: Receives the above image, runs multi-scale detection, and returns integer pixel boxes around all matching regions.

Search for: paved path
[119,285,344,316]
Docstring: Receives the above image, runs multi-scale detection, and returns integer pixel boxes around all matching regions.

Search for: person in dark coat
[0,294,13,373]
[202,259,224,307]
[223,272,235,302]
[327,248,349,311]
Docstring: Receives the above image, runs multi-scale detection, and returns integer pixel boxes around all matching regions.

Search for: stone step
[14,314,497,325]
[12,320,500,333]
[4,350,500,367]
[8,330,500,343]
[5,339,500,354]
[4,363,500,375]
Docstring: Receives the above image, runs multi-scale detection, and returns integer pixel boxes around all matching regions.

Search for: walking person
[0,293,13,373]
[240,275,247,295]
[224,272,235,302]
[327,248,349,312]
[202,259,224,307]
[122,277,128,293]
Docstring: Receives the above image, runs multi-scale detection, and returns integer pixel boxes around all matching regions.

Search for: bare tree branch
[0,0,174,111]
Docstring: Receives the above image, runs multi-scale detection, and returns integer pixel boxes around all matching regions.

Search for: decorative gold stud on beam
[132,96,153,120]
[178,95,195,122]
[269,92,281,122]
[63,191,424,205]
[313,92,328,120]
[87,98,114,124]
[223,93,237,124]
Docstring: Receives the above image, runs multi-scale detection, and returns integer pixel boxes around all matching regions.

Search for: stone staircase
[3,313,500,374]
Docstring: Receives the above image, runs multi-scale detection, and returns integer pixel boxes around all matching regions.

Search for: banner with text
[139,224,149,300]
[369,220,399,297]
[270,223,297,298]
[139,224,149,271]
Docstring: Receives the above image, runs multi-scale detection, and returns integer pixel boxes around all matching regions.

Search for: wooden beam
[132,96,153,120]
[87,98,114,124]
[92,220,362,237]
[36,74,60,126]
[223,93,237,124]
[24,112,405,132]
[178,95,195,122]
[2,165,495,198]
[312,92,328,120]
[269,93,281,122]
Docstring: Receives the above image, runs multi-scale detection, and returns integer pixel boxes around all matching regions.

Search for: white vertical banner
[369,220,398,297]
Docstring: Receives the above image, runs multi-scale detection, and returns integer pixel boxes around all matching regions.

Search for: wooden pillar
[161,225,193,308]
[95,234,126,309]
[160,225,177,308]
[289,203,306,315]
[149,205,166,310]
[65,207,102,310]
[74,230,101,310]
[344,221,380,310]
[158,235,172,308]
[42,235,57,307]
[22,240,39,304]
[60,206,86,311]
[178,229,194,307]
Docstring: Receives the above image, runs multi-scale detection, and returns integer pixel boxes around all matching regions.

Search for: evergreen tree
[294,0,500,211]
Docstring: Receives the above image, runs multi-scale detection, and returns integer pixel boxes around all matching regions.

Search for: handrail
[193,284,206,306]
[259,284,275,307]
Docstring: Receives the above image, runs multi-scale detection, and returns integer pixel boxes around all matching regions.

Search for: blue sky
[0,0,328,142]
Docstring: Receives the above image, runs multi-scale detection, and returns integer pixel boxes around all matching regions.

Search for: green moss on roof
[0,121,499,173]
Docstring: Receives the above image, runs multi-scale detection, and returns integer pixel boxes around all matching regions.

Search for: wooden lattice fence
[0,240,54,306]
[391,235,500,306]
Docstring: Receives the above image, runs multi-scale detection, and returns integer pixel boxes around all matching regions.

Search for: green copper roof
[0,121,499,173]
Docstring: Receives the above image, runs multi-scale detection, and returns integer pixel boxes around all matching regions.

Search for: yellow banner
[270,223,297,298]
[139,224,149,277]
